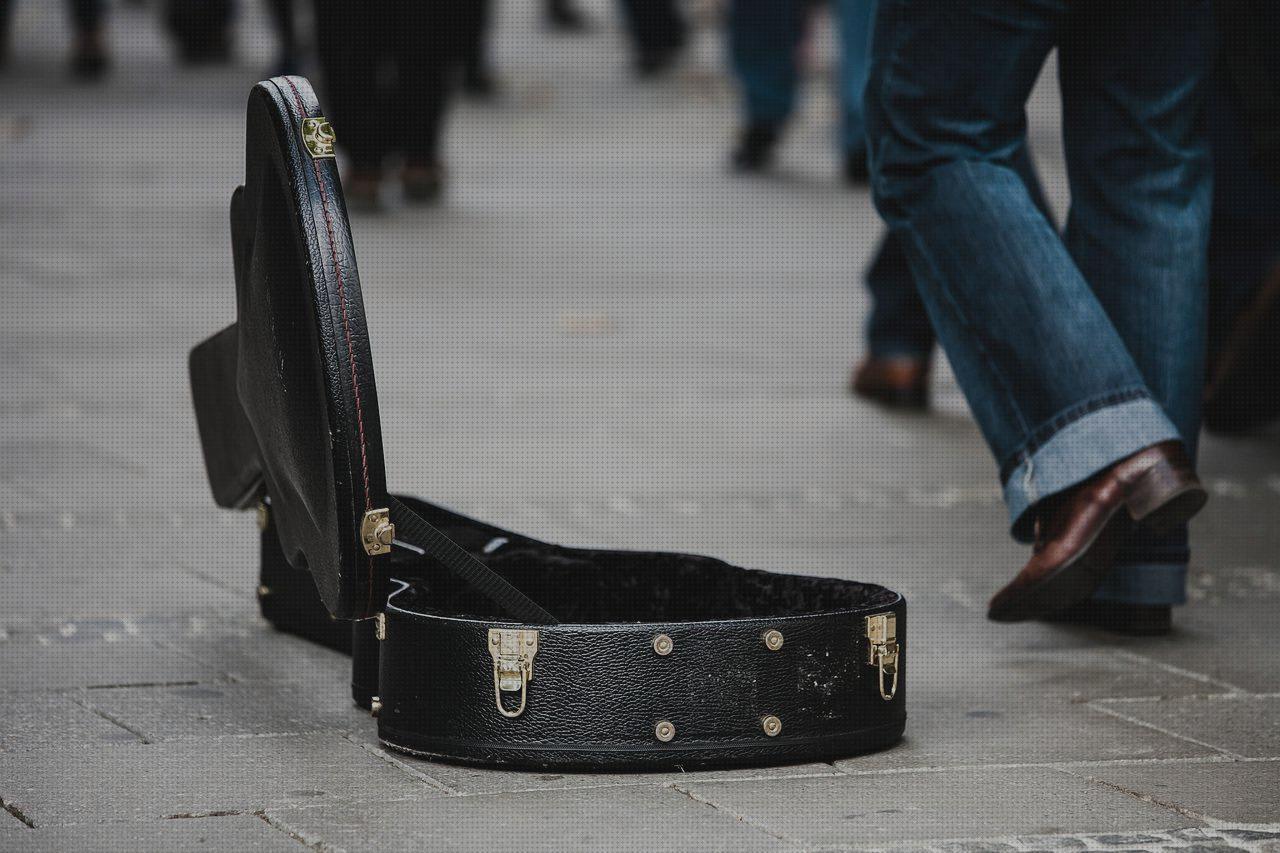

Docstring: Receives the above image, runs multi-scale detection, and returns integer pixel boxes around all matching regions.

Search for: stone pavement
[2,2,1279,851]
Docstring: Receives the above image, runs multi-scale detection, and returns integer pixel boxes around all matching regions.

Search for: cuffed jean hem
[1093,562,1188,606]
[1004,396,1182,543]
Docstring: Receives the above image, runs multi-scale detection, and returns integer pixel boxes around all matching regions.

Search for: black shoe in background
[1043,600,1173,636]
[732,124,781,173]
[547,0,589,32]
[71,32,109,81]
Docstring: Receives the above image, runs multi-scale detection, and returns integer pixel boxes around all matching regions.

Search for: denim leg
[727,0,807,128]
[833,0,875,156]
[1057,1,1213,605]
[865,234,934,359]
[867,0,1184,541]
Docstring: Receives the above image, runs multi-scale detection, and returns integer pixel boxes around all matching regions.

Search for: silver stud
[370,697,382,718]
[652,634,674,656]
[654,720,676,742]
[256,585,272,599]
[761,715,782,737]
[762,629,784,651]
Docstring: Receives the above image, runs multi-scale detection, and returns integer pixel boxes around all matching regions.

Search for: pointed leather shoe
[988,441,1207,623]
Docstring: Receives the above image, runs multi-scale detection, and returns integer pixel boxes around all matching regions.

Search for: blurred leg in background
[869,0,1213,633]
[725,0,806,172]
[459,0,497,98]
[851,236,934,409]
[832,0,873,183]
[618,0,685,76]
[166,0,233,65]
[313,0,464,208]
[265,0,300,76]
[68,0,108,78]
[1202,1,1280,435]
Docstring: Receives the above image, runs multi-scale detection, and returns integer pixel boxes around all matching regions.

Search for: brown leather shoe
[850,356,930,410]
[988,441,1207,623]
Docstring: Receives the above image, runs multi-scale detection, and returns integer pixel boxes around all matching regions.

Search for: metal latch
[488,628,538,718]
[864,612,899,701]
[360,508,395,556]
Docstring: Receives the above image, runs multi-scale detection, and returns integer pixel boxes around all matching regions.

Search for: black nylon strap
[387,496,558,625]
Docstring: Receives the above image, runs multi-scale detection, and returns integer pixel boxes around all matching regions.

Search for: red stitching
[283,77,372,515]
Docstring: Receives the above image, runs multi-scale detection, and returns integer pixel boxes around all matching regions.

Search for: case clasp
[360,508,395,556]
[488,628,538,718]
[864,613,899,701]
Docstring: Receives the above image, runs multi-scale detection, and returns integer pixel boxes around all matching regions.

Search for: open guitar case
[189,77,907,770]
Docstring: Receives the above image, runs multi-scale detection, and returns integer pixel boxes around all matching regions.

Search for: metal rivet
[762,629,784,651]
[761,715,782,737]
[654,720,675,742]
[256,585,272,599]
[256,502,270,531]
[652,634,673,656]
[370,697,382,718]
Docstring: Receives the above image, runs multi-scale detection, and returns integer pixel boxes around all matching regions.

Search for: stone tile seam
[1093,691,1280,705]
[1085,701,1249,759]
[342,733,461,795]
[1050,763,1211,824]
[444,768,847,797]
[1108,648,1252,696]
[66,692,151,744]
[255,810,330,851]
[830,754,1280,778]
[670,780,801,847]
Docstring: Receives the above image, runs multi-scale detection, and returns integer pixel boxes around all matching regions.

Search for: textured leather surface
[378,581,905,770]
[191,76,389,619]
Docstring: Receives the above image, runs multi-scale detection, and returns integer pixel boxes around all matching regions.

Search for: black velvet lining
[388,495,898,623]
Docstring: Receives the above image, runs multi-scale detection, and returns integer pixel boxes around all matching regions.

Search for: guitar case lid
[193,77,388,619]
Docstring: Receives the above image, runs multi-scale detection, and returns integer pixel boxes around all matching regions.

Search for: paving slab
[75,682,367,743]
[0,694,141,751]
[675,767,1202,848]
[0,815,306,853]
[1087,695,1280,760]
[0,626,221,692]
[1075,761,1280,825]
[835,699,1216,773]
[0,733,437,826]
[265,785,786,853]
[131,616,352,691]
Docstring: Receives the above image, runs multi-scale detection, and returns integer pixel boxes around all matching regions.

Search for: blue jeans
[867,0,1213,605]
[727,0,875,154]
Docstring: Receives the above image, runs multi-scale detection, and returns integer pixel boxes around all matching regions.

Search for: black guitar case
[189,77,907,770]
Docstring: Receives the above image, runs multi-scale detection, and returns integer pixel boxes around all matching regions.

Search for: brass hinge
[488,628,538,719]
[301,117,336,158]
[360,508,395,556]
[865,612,899,701]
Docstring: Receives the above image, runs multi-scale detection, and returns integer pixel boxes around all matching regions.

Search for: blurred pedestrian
[618,0,686,75]
[867,0,1213,635]
[312,0,468,208]
[727,0,873,184]
[0,0,109,79]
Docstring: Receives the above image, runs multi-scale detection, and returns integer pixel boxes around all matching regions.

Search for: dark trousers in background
[0,0,104,36]
[868,0,1214,605]
[617,0,685,60]
[312,0,469,172]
